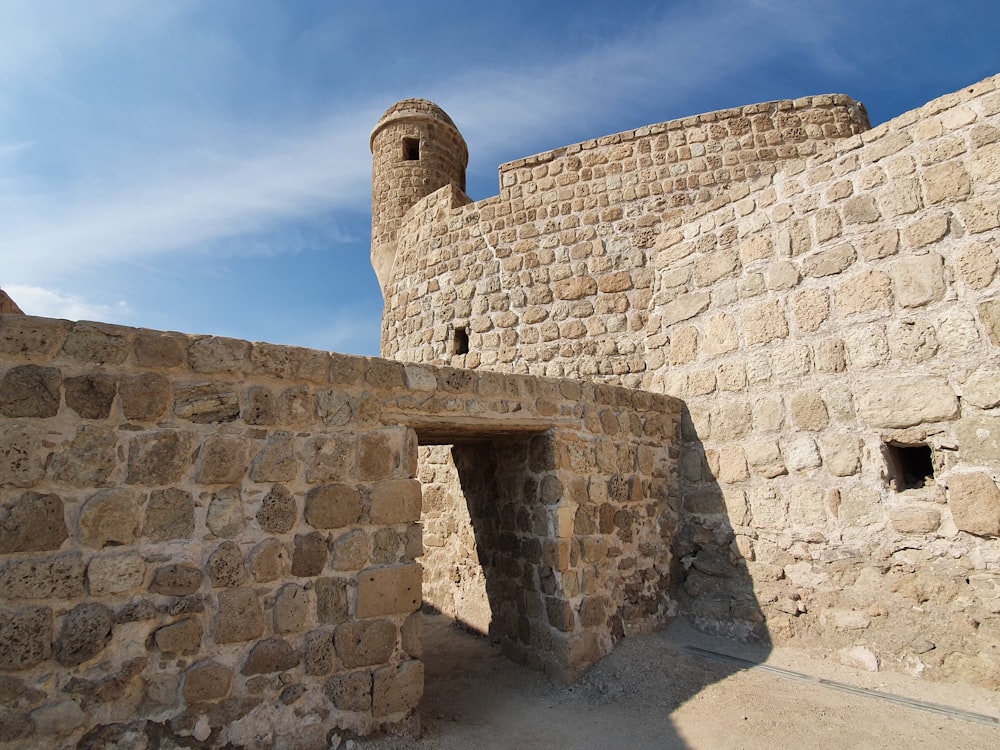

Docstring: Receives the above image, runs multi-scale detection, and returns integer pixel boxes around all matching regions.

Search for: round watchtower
[370,99,468,293]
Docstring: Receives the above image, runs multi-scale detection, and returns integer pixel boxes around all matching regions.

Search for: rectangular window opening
[403,138,420,161]
[885,442,934,491]
[453,326,469,356]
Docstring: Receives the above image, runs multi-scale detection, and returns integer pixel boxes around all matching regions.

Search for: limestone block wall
[0,314,678,747]
[380,94,869,374]
[649,75,1000,687]
[376,74,1000,688]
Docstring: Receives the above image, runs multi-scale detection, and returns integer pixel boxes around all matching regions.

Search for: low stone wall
[0,314,679,747]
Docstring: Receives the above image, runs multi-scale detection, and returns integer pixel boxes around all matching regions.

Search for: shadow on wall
[417,417,772,747]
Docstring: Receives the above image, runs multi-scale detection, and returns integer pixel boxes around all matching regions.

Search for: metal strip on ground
[683,645,1000,728]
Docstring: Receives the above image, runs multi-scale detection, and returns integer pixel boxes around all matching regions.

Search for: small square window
[885,443,934,491]
[403,138,420,161]
[453,326,469,355]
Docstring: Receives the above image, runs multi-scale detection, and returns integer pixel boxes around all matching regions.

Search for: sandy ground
[352,612,1000,750]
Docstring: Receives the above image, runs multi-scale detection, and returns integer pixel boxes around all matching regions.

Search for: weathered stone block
[144,488,194,541]
[173,384,240,423]
[274,583,310,634]
[369,479,421,525]
[745,441,787,478]
[48,425,116,486]
[856,377,958,428]
[207,541,248,587]
[305,434,354,482]
[980,299,1000,347]
[373,659,424,717]
[335,619,397,668]
[325,670,372,712]
[743,299,788,345]
[196,435,248,485]
[87,551,145,595]
[249,538,290,583]
[55,602,113,666]
[149,564,203,596]
[291,532,328,577]
[0,365,61,418]
[890,506,942,534]
[127,430,192,486]
[214,588,265,643]
[660,292,710,327]
[357,564,421,618]
[244,385,276,425]
[818,434,862,477]
[948,473,1000,536]
[315,577,349,625]
[790,391,829,430]
[252,342,329,382]
[962,369,1000,409]
[188,335,249,373]
[802,244,855,277]
[956,241,999,290]
[891,254,946,308]
[250,432,298,482]
[842,195,880,224]
[316,388,352,426]
[783,435,821,471]
[134,331,186,367]
[183,660,232,703]
[330,530,369,571]
[154,617,202,655]
[838,485,882,525]
[242,638,299,675]
[923,161,971,204]
[0,552,85,599]
[305,484,363,529]
[206,487,245,538]
[0,491,67,553]
[0,316,68,357]
[256,484,297,533]
[304,627,336,676]
[358,429,404,482]
[836,269,892,315]
[78,489,139,548]
[62,323,127,364]
[64,374,116,419]
[0,607,52,669]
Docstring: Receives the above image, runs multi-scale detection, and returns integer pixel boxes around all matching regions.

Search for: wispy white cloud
[5,284,130,322]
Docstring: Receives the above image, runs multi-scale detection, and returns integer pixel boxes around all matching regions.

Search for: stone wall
[0,314,678,747]
[376,74,1000,687]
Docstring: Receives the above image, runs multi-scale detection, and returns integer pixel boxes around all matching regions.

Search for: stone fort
[0,73,998,747]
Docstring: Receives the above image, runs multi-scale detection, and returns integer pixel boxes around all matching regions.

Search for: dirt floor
[351,612,1000,750]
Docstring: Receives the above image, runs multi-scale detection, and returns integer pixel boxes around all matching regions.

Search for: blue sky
[1,1,998,356]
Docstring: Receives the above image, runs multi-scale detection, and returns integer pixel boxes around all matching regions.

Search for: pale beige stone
[669,326,699,364]
[891,254,946,308]
[957,242,999,289]
[765,261,800,290]
[856,377,958,428]
[956,416,1000,463]
[818,434,862,477]
[802,244,855,278]
[923,161,972,204]
[836,270,892,315]
[744,441,787,478]
[718,445,749,483]
[792,289,830,332]
[790,391,829,430]
[357,564,422,617]
[962,369,1000,409]
[947,473,1000,536]
[702,314,738,355]
[743,299,788,345]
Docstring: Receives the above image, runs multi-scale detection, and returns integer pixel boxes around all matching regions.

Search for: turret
[370,99,468,294]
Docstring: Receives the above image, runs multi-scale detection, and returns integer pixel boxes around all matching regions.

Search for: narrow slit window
[403,138,420,161]
[885,443,934,491]
[453,326,469,355]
